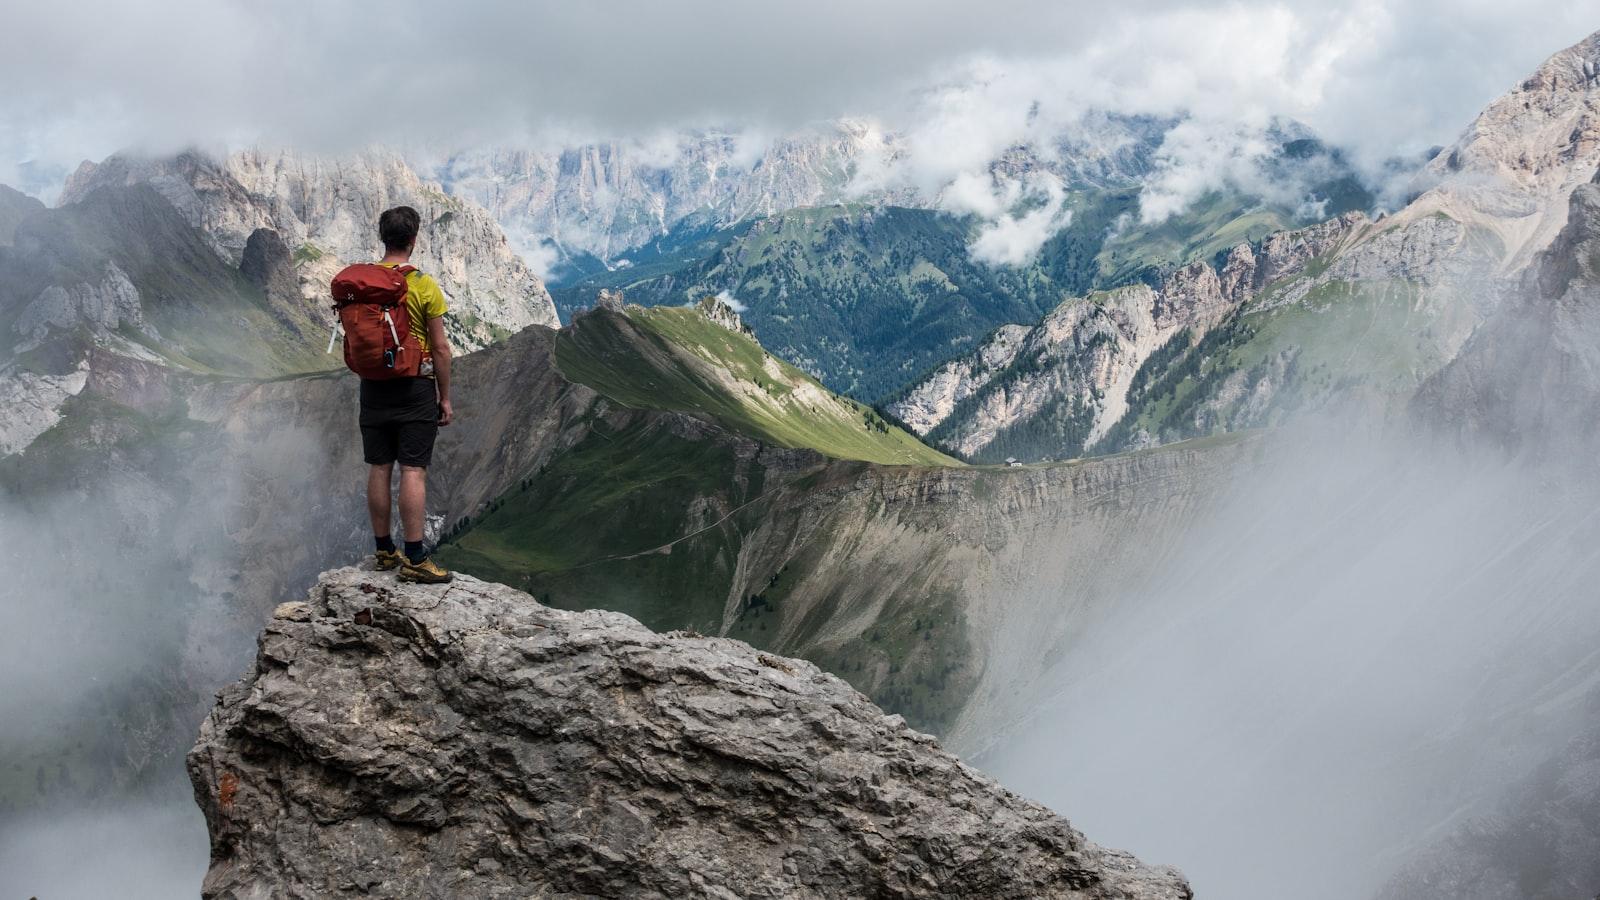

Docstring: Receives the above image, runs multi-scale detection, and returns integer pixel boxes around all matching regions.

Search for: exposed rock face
[237,228,300,313]
[431,115,1172,264]
[888,324,1030,435]
[887,213,1369,459]
[61,148,558,349]
[1236,211,1372,300]
[13,258,146,347]
[189,567,1191,900]
[433,123,910,262]
[1415,168,1600,450]
[1398,29,1600,268]
[0,362,89,455]
[694,292,754,336]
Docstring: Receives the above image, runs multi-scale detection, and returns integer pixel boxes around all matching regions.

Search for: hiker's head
[379,206,421,255]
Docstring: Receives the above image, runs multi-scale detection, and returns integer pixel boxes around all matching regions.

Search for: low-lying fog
[5,388,1593,899]
[979,421,1600,899]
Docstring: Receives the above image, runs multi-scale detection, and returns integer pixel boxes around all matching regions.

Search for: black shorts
[359,377,439,468]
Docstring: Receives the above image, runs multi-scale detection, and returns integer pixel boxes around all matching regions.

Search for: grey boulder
[189,567,1190,899]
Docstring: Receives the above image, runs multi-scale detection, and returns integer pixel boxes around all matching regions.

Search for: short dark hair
[378,206,421,252]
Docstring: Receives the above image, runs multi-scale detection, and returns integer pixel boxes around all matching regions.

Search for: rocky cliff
[61,148,558,349]
[433,123,910,263]
[428,114,1178,266]
[887,30,1600,463]
[1414,166,1600,451]
[888,212,1370,460]
[888,323,1031,435]
[189,567,1191,900]
[1398,29,1600,270]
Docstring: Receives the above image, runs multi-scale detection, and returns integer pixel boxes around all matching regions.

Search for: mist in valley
[979,417,1600,899]
[0,416,349,896]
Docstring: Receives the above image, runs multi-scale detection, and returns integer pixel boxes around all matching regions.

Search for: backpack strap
[384,265,419,308]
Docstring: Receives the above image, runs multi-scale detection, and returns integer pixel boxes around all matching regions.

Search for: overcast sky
[2,0,1594,200]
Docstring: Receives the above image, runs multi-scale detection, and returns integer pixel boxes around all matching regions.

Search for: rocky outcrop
[888,324,1030,435]
[1414,168,1600,450]
[61,148,558,349]
[0,362,89,455]
[1397,29,1600,268]
[13,259,146,347]
[888,212,1369,459]
[237,228,300,313]
[189,567,1191,900]
[431,115,1174,265]
[1232,211,1369,300]
[432,123,907,263]
[694,292,754,336]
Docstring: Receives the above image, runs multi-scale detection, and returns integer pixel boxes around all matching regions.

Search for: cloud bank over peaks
[942,170,1074,266]
[8,0,1594,265]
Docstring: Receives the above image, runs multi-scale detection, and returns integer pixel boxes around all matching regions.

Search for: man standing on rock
[340,205,455,583]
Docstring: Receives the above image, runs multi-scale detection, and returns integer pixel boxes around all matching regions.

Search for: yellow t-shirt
[379,263,448,352]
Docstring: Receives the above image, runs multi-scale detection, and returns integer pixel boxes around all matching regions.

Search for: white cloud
[1138,118,1279,223]
[519,241,561,282]
[950,171,1074,266]
[1,0,1593,237]
[715,290,748,313]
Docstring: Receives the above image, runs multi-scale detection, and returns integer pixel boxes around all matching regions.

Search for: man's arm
[427,315,453,426]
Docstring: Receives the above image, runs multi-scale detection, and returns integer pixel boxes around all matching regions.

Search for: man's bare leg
[395,464,451,582]
[367,463,394,537]
[398,465,427,543]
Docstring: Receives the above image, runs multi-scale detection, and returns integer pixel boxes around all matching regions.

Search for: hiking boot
[374,549,404,571]
[399,556,454,584]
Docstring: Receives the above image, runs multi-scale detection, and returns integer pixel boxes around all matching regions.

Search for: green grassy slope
[555,303,958,466]
[1095,191,1294,286]
[440,301,968,731]
[435,413,977,733]
[1095,274,1467,451]
[569,205,1071,401]
[439,414,767,629]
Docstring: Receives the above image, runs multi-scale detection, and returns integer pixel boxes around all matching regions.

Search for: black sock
[404,540,426,564]
[375,534,396,553]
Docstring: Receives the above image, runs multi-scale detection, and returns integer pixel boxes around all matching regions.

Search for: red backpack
[329,263,426,379]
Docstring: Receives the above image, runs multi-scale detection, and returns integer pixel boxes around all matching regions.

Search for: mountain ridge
[61,147,559,351]
[876,31,1600,463]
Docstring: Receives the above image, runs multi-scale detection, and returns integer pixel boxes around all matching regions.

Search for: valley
[4,22,1600,900]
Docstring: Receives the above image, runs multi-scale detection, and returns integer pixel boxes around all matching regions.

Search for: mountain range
[5,24,1600,900]
[884,30,1600,463]
[517,120,1374,405]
